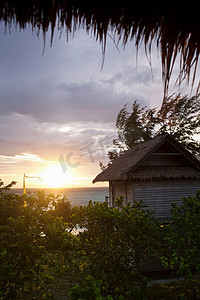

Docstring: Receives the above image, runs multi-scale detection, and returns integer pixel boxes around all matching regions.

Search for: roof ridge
[93,134,170,183]
[93,134,200,183]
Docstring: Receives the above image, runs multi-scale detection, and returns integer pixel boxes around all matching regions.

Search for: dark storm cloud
[0,28,157,126]
[0,78,148,124]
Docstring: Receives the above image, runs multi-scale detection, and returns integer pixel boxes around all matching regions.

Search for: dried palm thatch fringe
[1,1,200,96]
[93,135,200,183]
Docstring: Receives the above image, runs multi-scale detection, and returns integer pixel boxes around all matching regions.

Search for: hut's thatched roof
[93,134,200,182]
[1,1,200,93]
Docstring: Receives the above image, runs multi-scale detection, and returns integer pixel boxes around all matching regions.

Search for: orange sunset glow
[40,165,72,188]
[0,24,186,190]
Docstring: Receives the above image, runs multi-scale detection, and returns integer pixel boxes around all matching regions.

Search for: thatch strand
[1,1,200,94]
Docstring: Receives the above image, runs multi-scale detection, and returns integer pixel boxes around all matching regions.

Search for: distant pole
[23,174,26,195]
[23,174,42,194]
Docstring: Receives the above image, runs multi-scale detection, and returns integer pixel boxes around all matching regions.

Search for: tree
[101,94,200,169]
[0,179,17,190]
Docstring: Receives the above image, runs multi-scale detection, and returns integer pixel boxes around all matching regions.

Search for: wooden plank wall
[110,178,200,218]
[134,180,200,221]
[109,180,133,206]
[127,181,133,204]
[114,181,126,206]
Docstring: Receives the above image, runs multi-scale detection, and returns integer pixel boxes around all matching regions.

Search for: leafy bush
[3,179,199,299]
[160,191,200,299]
[73,198,160,297]
[0,182,76,299]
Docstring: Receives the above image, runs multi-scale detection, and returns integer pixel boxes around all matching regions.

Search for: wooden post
[111,180,115,208]
[105,196,110,206]
[125,181,128,206]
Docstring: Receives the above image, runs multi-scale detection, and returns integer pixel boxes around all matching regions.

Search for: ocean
[10,187,109,207]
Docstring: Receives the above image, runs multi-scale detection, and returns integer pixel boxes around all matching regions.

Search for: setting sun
[41,165,71,188]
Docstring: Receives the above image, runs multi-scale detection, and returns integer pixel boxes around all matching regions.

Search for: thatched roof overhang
[1,1,200,93]
[93,134,200,183]
[129,166,200,181]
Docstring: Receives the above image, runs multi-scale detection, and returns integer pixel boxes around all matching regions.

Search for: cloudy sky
[0,24,188,188]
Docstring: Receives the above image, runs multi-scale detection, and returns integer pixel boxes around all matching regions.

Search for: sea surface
[10,187,109,207]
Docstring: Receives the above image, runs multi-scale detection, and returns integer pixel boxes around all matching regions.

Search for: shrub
[74,199,160,297]
[160,191,200,299]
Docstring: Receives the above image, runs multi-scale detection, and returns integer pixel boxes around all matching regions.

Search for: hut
[93,134,200,221]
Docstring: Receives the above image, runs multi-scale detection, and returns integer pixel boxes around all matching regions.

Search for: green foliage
[74,199,160,296]
[116,100,155,148]
[0,181,76,299]
[1,182,161,298]
[160,191,200,299]
[147,279,200,300]
[68,275,141,300]
[1,179,200,299]
[101,94,200,169]
[68,275,104,300]
[114,195,124,208]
